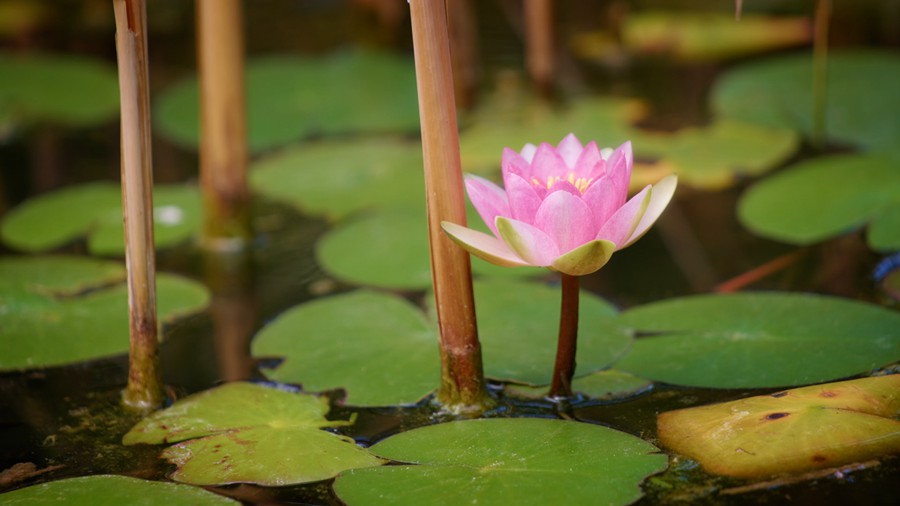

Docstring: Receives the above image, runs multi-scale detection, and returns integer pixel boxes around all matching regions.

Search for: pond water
[2,1,899,505]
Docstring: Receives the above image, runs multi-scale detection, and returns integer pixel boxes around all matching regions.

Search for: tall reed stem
[811,0,831,149]
[113,0,163,411]
[197,0,251,250]
[524,0,554,97]
[409,0,489,413]
[549,273,579,398]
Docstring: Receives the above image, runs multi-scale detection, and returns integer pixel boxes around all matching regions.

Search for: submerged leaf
[0,475,237,505]
[658,375,900,478]
[123,382,384,485]
[335,418,666,506]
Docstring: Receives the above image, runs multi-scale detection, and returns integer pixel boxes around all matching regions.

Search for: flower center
[532,174,594,194]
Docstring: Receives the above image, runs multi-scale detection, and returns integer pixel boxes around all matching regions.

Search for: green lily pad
[123,382,384,485]
[251,290,439,406]
[505,369,652,401]
[658,375,900,478]
[0,182,202,255]
[738,154,900,251]
[641,120,798,190]
[0,255,210,370]
[712,50,900,155]
[0,475,237,505]
[334,418,667,506]
[465,279,631,385]
[0,52,118,129]
[155,49,419,153]
[250,138,425,221]
[614,292,900,389]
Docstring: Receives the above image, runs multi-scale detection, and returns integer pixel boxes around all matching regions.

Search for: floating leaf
[658,375,900,478]
[0,52,118,129]
[738,154,900,251]
[251,290,439,406]
[0,256,210,370]
[155,50,419,153]
[636,120,798,190]
[712,50,900,154]
[0,182,202,254]
[250,138,425,221]
[505,369,652,401]
[614,293,900,388]
[334,418,667,506]
[464,279,630,385]
[123,382,383,485]
[0,475,237,505]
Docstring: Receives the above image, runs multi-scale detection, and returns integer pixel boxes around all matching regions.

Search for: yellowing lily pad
[123,382,384,485]
[658,375,900,478]
[0,182,202,255]
[334,418,667,506]
[251,290,439,406]
[0,475,237,505]
[0,255,210,370]
[614,292,900,389]
[155,49,419,153]
[739,154,900,251]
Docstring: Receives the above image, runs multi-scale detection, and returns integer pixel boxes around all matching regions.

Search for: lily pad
[123,382,384,485]
[155,49,419,153]
[250,138,425,221]
[0,475,237,505]
[0,52,118,129]
[0,255,210,370]
[712,50,900,155]
[464,279,631,385]
[334,418,667,506]
[251,290,439,406]
[636,120,798,190]
[0,182,202,255]
[505,369,652,401]
[738,154,900,251]
[614,292,900,389]
[658,375,900,478]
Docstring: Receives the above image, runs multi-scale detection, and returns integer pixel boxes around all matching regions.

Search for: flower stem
[409,0,490,413]
[113,0,163,412]
[197,0,251,250]
[524,0,554,98]
[549,273,579,398]
[811,0,831,150]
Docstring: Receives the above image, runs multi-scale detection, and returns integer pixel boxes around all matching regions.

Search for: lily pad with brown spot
[657,375,900,478]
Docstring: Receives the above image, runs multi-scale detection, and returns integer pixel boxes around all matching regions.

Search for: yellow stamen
[531,174,594,194]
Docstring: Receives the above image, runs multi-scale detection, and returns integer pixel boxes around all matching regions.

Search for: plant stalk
[113,0,163,411]
[524,0,554,97]
[549,273,579,398]
[197,0,251,250]
[811,0,830,150]
[409,0,490,413]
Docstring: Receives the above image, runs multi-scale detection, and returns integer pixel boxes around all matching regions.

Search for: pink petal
[465,175,509,237]
[502,147,532,184]
[574,141,604,179]
[496,217,560,267]
[582,174,627,226]
[551,239,617,276]
[623,174,677,248]
[520,143,538,163]
[533,191,597,254]
[441,222,531,267]
[530,142,568,184]
[596,185,651,248]
[505,173,542,224]
[556,133,584,169]
[605,141,633,194]
[546,179,582,198]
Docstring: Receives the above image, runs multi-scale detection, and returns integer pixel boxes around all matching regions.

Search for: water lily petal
[465,175,509,237]
[496,216,560,267]
[531,142,568,185]
[582,174,626,226]
[502,147,532,184]
[551,239,617,276]
[546,178,582,198]
[605,141,633,193]
[557,133,584,169]
[441,222,530,267]
[534,191,597,254]
[575,141,605,180]
[520,143,537,163]
[596,185,651,248]
[505,173,542,223]
[623,175,678,248]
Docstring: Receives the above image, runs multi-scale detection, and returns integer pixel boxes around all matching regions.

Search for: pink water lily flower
[442,134,677,276]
